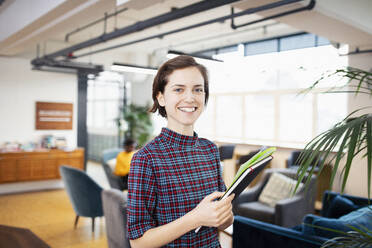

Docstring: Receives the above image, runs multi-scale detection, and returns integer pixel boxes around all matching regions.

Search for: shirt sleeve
[127,151,157,239]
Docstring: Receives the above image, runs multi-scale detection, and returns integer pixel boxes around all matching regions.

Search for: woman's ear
[157,92,165,107]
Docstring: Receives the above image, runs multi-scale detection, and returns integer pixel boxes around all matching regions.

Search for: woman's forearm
[130,211,199,248]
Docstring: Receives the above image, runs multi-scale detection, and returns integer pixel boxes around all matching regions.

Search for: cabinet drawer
[0,159,17,182]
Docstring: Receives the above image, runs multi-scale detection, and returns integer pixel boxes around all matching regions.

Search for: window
[192,33,347,147]
[245,95,275,140]
[87,72,125,134]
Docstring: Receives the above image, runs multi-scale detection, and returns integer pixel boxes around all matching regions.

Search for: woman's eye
[174,88,183,92]
[195,88,204,93]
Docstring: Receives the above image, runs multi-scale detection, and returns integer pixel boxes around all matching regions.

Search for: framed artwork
[35,102,73,130]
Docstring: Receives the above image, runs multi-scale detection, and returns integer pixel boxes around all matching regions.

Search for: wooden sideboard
[0,148,84,183]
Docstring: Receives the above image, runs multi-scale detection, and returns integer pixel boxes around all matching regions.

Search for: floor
[0,161,233,248]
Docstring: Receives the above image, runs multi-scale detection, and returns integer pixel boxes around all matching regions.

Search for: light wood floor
[0,189,107,248]
[0,161,232,248]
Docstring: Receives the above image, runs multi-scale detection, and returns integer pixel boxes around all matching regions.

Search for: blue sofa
[233,191,371,248]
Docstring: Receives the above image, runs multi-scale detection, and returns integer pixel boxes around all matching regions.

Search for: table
[0,225,50,248]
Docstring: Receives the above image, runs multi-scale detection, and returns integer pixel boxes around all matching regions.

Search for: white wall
[340,52,372,197]
[0,56,77,148]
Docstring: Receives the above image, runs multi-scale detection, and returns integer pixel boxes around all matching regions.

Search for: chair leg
[92,217,95,232]
[74,215,79,229]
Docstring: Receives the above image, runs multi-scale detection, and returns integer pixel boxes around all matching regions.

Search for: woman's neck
[166,124,194,136]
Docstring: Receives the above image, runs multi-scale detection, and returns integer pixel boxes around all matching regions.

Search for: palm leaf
[321,229,372,248]
[295,67,372,199]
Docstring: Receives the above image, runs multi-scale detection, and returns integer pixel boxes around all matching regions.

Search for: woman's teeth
[178,107,196,113]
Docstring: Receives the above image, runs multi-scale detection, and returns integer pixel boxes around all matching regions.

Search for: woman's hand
[190,192,234,228]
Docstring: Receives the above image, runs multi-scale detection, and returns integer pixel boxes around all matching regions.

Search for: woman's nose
[185,89,198,101]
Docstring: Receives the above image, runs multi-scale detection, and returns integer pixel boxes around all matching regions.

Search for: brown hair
[149,55,209,118]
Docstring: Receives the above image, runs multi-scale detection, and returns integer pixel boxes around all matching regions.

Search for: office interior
[0,0,371,247]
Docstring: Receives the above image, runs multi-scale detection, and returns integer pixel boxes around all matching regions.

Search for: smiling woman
[128,55,234,248]
[156,66,206,135]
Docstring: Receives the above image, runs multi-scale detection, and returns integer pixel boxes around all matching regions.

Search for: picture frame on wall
[35,102,73,130]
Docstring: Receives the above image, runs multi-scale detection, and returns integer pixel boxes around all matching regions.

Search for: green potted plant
[118,104,153,148]
[294,67,372,247]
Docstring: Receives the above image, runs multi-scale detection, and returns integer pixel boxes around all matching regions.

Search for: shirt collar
[159,127,199,149]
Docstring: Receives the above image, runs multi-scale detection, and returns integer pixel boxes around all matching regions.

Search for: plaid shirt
[127,127,226,247]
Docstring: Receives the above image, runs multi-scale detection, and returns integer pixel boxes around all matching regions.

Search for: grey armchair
[287,150,323,173]
[101,189,130,248]
[102,148,128,191]
[218,144,235,161]
[233,168,317,228]
[59,165,103,232]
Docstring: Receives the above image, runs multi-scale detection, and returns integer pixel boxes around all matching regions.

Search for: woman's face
[157,66,205,133]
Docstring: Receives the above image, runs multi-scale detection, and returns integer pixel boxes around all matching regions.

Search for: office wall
[0,57,77,148]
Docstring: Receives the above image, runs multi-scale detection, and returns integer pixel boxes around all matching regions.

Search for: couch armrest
[233,184,262,204]
[233,215,327,248]
[275,195,309,227]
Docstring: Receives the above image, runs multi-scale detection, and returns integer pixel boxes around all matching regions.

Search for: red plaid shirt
[127,127,226,247]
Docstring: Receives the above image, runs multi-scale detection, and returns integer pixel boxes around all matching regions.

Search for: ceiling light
[167,50,223,63]
[111,63,158,75]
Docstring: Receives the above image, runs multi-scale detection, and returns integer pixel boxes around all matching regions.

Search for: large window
[192,33,348,147]
[87,72,125,134]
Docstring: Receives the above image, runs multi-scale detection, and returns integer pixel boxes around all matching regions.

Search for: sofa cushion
[303,206,372,239]
[258,172,303,207]
[236,201,275,224]
[325,195,359,218]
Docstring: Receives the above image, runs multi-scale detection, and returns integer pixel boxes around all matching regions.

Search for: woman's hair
[149,55,209,118]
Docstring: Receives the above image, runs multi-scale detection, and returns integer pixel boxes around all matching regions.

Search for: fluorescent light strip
[111,64,157,75]
[167,50,223,62]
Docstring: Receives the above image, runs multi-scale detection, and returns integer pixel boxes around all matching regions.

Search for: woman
[127,55,234,247]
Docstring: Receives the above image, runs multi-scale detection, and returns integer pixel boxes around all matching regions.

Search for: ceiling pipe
[65,6,128,42]
[31,0,241,65]
[73,0,306,59]
[231,0,315,29]
[32,59,103,74]
[339,48,372,56]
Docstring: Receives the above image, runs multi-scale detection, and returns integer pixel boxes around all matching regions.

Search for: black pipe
[340,48,372,56]
[231,0,315,29]
[65,7,128,42]
[33,0,240,62]
[74,0,305,58]
[77,72,89,170]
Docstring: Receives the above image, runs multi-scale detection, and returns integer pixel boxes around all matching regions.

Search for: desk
[0,225,50,248]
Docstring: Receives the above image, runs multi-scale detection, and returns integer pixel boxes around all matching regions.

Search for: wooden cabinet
[0,158,17,182]
[0,148,84,183]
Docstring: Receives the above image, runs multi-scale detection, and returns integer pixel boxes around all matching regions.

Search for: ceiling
[0,0,371,68]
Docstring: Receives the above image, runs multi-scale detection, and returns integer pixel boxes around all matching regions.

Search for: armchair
[59,165,103,232]
[102,148,128,191]
[287,150,322,172]
[218,144,235,161]
[233,215,327,248]
[233,168,317,228]
[232,191,371,248]
[101,189,130,248]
